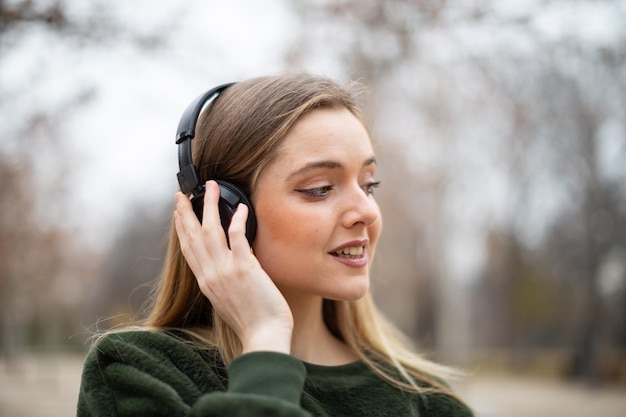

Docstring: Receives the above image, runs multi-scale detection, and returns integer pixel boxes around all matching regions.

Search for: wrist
[242,324,292,355]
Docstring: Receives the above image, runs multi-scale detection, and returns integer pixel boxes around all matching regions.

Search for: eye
[295,185,334,199]
[362,181,381,195]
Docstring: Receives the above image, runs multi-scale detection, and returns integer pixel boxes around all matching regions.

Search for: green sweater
[77,330,473,416]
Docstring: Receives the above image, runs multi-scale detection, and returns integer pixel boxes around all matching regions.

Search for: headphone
[175,83,257,245]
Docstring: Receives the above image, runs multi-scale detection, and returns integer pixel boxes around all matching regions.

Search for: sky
[2,0,297,249]
[2,0,625,264]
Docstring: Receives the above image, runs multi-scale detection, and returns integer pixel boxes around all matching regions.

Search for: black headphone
[176,83,257,245]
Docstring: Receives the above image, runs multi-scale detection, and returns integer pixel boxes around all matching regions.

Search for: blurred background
[1,0,625,416]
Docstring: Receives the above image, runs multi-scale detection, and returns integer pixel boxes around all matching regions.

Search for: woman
[78,73,473,416]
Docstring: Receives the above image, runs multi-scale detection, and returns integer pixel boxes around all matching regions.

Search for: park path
[1,353,625,417]
[0,353,83,417]
[459,373,626,417]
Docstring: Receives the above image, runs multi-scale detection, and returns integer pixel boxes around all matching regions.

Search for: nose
[340,184,381,228]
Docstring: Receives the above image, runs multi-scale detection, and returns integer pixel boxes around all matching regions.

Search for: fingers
[228,203,251,256]
[174,192,202,268]
[200,181,224,240]
[173,182,220,270]
[175,181,250,258]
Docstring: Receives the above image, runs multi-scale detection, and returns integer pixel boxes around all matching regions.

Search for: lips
[329,240,368,265]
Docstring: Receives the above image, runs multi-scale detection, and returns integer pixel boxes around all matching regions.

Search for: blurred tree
[287,0,484,363]
[0,0,168,355]
[478,27,626,381]
[460,3,626,382]
[1,0,68,33]
[287,0,626,378]
[0,152,35,357]
[91,202,170,326]
[0,1,93,356]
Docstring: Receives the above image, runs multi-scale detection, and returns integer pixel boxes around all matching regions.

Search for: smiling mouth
[330,246,364,258]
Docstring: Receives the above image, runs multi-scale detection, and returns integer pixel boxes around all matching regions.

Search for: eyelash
[295,181,381,199]
[364,180,381,195]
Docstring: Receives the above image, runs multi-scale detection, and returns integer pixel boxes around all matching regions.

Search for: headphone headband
[174,81,257,245]
[175,82,235,144]
[176,82,235,195]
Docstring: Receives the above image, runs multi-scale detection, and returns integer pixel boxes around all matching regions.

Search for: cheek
[261,203,314,237]
[366,202,383,249]
[373,207,383,241]
[371,219,383,255]
[252,202,327,263]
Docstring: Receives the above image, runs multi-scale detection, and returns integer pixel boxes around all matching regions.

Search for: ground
[1,353,625,416]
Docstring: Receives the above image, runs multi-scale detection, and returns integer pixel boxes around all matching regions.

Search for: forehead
[272,107,374,170]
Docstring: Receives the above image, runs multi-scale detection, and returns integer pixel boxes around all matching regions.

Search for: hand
[174,181,293,355]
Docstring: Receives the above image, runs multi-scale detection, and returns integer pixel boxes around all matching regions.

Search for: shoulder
[89,328,222,366]
[88,329,197,357]
[79,332,311,417]
[82,329,226,392]
[88,330,199,364]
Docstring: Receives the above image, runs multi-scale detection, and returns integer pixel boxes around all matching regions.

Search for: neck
[282,289,358,366]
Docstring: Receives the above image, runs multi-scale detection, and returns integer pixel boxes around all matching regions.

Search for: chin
[327,279,370,301]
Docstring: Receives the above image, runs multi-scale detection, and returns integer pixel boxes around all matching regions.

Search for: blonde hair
[144,73,462,396]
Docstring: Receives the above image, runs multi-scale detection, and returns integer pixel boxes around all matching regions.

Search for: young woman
[78,73,473,416]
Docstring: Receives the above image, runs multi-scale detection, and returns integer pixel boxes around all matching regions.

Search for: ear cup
[191,180,257,246]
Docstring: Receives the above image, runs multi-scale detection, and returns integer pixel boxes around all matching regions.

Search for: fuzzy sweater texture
[77,330,473,416]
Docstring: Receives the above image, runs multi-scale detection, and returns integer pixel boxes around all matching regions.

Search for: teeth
[336,246,363,257]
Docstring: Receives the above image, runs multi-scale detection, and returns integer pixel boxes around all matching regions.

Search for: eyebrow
[287,156,377,179]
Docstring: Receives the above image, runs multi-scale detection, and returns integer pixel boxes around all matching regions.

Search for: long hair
[144,73,461,395]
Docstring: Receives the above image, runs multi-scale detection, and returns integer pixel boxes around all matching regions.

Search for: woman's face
[251,107,382,302]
